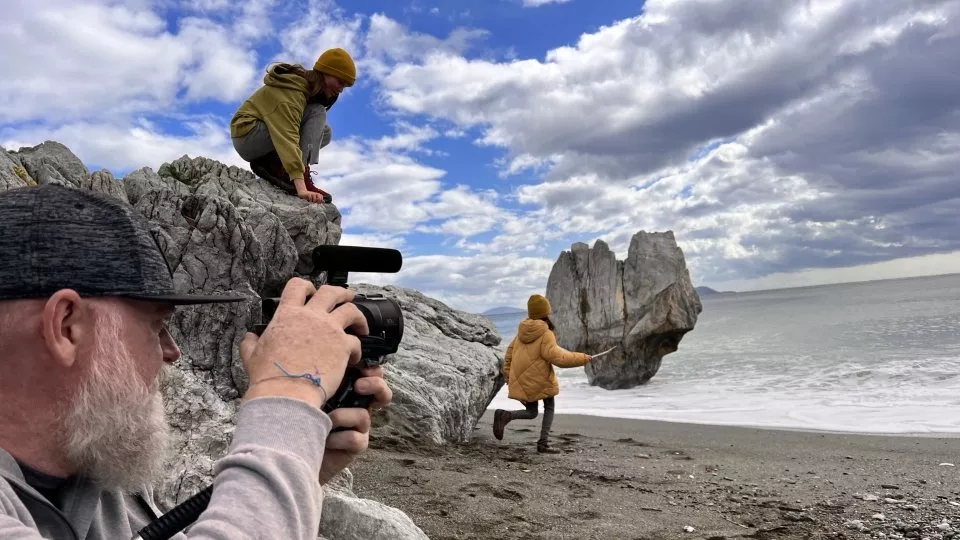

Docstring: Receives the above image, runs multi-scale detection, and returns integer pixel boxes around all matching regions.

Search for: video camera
[133,245,404,540]
[254,245,405,412]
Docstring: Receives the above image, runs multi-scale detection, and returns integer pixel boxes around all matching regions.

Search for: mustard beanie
[527,294,551,320]
[314,48,356,86]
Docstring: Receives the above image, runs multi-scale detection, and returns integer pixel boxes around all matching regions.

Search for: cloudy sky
[2,0,959,312]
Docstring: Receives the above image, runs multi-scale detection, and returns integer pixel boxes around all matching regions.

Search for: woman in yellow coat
[493,294,591,453]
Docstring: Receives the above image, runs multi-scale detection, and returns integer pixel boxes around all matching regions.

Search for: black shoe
[537,441,560,454]
[251,154,297,195]
[493,409,507,440]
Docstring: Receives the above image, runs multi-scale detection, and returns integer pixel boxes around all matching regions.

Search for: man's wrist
[244,378,329,409]
[292,177,307,192]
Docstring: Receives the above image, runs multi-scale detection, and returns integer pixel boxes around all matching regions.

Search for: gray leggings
[509,397,555,443]
[232,103,332,166]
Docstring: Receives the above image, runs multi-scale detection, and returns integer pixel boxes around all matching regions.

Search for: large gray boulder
[350,284,503,448]
[545,232,702,389]
[320,470,430,540]
[14,140,90,187]
[0,140,512,539]
[0,148,34,191]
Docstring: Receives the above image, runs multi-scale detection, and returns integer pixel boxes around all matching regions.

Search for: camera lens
[351,293,404,359]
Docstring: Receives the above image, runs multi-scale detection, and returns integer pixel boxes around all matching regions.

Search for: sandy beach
[351,412,960,540]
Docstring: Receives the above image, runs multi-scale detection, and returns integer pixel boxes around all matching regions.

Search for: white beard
[59,308,171,492]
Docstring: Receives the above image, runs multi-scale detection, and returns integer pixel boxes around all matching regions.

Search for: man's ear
[41,289,92,369]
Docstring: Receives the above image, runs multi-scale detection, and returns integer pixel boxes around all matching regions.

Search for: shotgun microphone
[312,245,402,273]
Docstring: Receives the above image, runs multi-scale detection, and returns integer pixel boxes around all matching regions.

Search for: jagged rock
[321,469,430,540]
[15,140,91,187]
[0,141,440,540]
[123,166,192,204]
[148,154,344,274]
[545,232,702,389]
[0,150,34,190]
[81,170,127,202]
[234,205,299,292]
[351,284,503,447]
[321,494,431,540]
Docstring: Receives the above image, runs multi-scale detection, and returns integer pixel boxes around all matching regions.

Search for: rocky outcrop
[320,470,430,540]
[0,140,504,539]
[0,145,36,190]
[545,232,702,389]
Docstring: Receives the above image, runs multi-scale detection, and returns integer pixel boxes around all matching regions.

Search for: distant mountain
[482,306,526,316]
[696,286,737,296]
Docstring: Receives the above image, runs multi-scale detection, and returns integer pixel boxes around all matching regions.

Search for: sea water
[484,274,960,435]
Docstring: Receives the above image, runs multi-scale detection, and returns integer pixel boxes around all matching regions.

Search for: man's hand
[319,365,393,485]
[241,279,369,408]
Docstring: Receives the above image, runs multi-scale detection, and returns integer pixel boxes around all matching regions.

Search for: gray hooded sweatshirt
[0,396,332,539]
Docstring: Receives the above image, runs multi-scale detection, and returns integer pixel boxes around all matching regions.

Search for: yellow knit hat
[314,48,356,86]
[527,294,551,320]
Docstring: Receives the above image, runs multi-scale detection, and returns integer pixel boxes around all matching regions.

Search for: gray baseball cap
[0,184,247,305]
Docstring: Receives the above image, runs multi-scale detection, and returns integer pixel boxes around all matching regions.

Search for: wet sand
[351,412,960,540]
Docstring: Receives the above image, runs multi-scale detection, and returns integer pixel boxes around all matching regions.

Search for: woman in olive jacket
[231,48,356,205]
[493,294,591,453]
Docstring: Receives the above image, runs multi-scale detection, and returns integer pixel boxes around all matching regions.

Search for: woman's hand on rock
[297,188,326,204]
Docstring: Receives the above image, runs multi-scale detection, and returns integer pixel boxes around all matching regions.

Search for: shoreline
[485,384,960,439]
[493,412,960,439]
[552,412,960,443]
[353,411,960,540]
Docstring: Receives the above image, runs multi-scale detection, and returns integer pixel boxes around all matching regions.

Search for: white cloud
[234,0,282,40]
[362,14,488,80]
[182,0,231,10]
[0,0,260,124]
[0,1,536,313]
[311,139,505,241]
[522,0,572,6]
[374,1,960,293]
[4,1,960,313]
[378,1,958,183]
[364,13,488,61]
[308,137,443,230]
[339,232,407,251]
[178,18,259,102]
[392,254,556,312]
[1,118,243,173]
[371,122,441,154]
[273,0,364,69]
[0,0,500,267]
[416,186,504,238]
[2,114,505,264]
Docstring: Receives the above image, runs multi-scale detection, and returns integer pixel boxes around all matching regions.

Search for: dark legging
[508,397,555,443]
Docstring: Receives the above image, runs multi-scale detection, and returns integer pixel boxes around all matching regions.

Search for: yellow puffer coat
[503,319,590,402]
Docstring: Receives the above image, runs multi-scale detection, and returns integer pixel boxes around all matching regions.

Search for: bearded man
[0,185,391,539]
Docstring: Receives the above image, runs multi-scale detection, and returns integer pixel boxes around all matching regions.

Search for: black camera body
[253,245,404,413]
